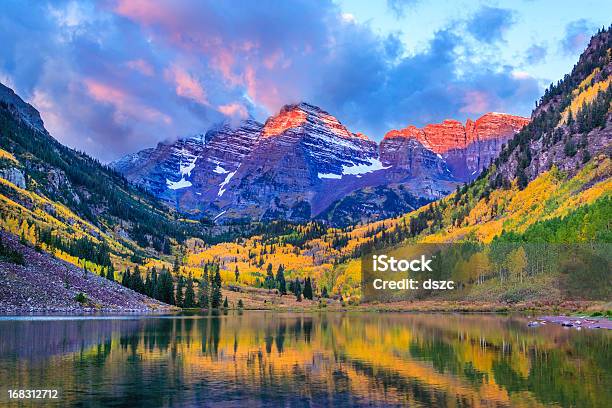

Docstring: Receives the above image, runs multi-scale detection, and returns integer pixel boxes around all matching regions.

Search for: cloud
[0,0,542,160]
[164,65,208,105]
[218,102,248,120]
[467,6,515,43]
[386,0,419,18]
[524,44,547,64]
[562,19,595,55]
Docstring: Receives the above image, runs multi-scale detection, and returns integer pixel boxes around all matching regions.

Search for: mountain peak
[383,112,529,153]
[262,101,365,140]
[0,82,46,134]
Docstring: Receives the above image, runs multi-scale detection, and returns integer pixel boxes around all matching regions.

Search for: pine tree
[276,264,286,295]
[303,277,313,300]
[234,264,240,282]
[173,253,180,274]
[237,299,244,309]
[157,268,175,305]
[293,278,302,301]
[131,266,145,294]
[223,296,229,308]
[106,264,115,282]
[265,263,275,290]
[321,286,329,298]
[122,267,131,288]
[199,265,210,308]
[184,273,195,308]
[211,269,223,308]
[145,269,152,296]
[151,267,159,299]
[175,275,185,307]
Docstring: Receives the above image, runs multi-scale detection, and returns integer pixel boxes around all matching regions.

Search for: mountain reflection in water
[0,312,610,407]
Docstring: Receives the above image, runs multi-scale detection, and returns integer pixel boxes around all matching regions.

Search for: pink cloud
[126,59,155,76]
[218,102,248,119]
[113,0,175,26]
[84,78,171,124]
[460,91,490,114]
[165,65,208,105]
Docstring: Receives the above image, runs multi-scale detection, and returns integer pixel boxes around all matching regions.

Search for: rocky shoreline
[0,232,176,315]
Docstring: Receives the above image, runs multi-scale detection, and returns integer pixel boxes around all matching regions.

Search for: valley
[0,26,610,314]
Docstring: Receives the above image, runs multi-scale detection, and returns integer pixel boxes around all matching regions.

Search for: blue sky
[0,0,609,161]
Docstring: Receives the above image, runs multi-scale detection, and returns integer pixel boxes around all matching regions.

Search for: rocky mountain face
[112,103,528,225]
[383,113,530,181]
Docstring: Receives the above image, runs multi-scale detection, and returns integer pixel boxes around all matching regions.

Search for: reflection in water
[0,312,610,407]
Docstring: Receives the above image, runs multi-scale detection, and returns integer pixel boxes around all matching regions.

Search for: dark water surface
[0,312,610,407]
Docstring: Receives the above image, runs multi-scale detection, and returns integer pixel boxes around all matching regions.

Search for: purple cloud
[0,0,542,161]
[467,6,515,43]
[562,19,596,55]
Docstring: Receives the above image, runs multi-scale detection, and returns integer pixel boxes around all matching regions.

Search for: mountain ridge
[112,103,528,225]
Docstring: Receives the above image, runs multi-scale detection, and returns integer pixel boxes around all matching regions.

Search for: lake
[0,312,610,407]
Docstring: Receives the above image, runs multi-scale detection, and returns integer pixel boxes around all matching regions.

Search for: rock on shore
[0,232,175,314]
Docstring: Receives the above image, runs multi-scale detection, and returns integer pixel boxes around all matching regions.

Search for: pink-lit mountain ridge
[111,103,528,226]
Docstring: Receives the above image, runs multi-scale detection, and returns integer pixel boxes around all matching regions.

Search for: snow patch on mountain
[342,158,389,175]
[213,165,229,174]
[218,169,237,196]
[166,152,197,190]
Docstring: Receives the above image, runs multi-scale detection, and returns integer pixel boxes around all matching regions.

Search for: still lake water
[0,312,610,407]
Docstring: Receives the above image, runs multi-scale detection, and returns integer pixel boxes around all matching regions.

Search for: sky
[0,0,610,162]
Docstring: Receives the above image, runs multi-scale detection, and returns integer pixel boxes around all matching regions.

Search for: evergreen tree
[106,264,115,282]
[145,269,152,296]
[131,266,145,294]
[157,268,175,305]
[199,265,210,308]
[151,267,159,299]
[223,296,229,308]
[321,286,329,298]
[211,269,223,308]
[122,267,131,288]
[293,278,302,301]
[234,264,240,282]
[276,264,286,295]
[303,277,313,300]
[175,275,185,307]
[184,273,195,308]
[237,299,244,309]
[265,263,275,289]
[173,253,180,274]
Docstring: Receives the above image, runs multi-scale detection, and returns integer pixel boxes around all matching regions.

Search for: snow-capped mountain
[111,103,528,225]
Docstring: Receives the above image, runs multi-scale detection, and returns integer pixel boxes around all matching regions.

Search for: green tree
[199,265,210,308]
[265,263,275,289]
[276,264,286,295]
[184,273,195,308]
[157,268,175,305]
[175,275,185,307]
[121,267,131,288]
[211,268,223,308]
[237,299,244,309]
[303,277,313,300]
[293,278,302,301]
[223,296,229,309]
[131,266,146,294]
[234,264,240,282]
[106,264,115,282]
